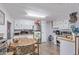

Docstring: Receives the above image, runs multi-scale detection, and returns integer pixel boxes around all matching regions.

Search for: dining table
[9,38,38,55]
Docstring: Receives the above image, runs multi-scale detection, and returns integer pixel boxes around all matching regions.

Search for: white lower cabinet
[60,40,75,55]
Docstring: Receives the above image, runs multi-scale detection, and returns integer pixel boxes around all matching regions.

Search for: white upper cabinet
[14,20,34,30]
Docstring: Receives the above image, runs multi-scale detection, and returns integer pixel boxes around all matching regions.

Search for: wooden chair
[16,45,35,55]
[33,42,39,55]
[7,44,16,55]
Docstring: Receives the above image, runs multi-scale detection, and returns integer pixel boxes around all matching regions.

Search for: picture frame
[0,10,5,25]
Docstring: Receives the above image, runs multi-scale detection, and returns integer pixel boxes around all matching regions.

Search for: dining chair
[16,45,35,55]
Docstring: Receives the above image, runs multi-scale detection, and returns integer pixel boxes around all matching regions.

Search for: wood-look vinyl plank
[39,42,60,55]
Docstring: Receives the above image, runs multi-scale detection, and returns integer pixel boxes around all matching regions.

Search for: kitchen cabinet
[57,36,75,55]
[59,38,75,55]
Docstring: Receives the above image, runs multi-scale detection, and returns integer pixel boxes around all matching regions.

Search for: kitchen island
[57,36,75,55]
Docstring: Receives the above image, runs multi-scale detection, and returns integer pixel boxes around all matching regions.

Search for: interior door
[7,21,11,39]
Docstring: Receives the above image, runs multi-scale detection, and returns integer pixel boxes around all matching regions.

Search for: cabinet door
[60,40,75,55]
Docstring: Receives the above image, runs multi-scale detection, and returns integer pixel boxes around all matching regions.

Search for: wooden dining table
[9,38,38,55]
[10,39,37,47]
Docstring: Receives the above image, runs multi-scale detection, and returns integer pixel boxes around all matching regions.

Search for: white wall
[0,4,14,41]
[46,21,53,37]
[0,25,5,33]
[40,20,54,42]
[41,20,47,42]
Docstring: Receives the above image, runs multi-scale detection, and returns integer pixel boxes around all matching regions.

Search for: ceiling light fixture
[26,10,47,18]
[27,13,46,18]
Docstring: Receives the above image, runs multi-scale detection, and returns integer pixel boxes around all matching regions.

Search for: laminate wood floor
[39,42,60,55]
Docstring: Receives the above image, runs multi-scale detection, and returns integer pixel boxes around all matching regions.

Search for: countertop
[57,35,75,43]
[10,39,37,47]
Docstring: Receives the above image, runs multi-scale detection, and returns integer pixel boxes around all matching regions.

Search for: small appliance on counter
[55,30,61,35]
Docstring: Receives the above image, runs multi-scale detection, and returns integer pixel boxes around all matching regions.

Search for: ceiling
[2,3,79,21]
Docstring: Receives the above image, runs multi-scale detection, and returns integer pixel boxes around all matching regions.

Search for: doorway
[7,21,11,39]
